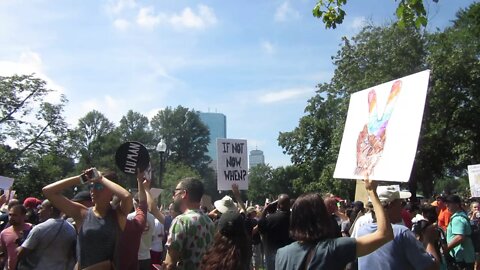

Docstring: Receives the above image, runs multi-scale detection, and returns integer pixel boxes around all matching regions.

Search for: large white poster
[468,164,480,198]
[334,70,430,182]
[216,138,248,190]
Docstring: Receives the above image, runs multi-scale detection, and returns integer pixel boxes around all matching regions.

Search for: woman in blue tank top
[43,168,133,270]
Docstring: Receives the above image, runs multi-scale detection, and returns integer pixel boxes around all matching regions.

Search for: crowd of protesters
[0,167,478,270]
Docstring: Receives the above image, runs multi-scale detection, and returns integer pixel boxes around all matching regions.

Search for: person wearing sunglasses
[43,168,133,270]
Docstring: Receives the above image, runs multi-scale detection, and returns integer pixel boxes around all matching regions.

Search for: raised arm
[142,178,165,224]
[42,174,88,224]
[355,179,394,257]
[232,184,246,213]
[97,173,132,217]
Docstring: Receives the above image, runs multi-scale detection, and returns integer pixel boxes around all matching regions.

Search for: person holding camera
[43,168,133,270]
[0,204,32,270]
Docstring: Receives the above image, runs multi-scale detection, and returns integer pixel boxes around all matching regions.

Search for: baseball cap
[376,185,411,204]
[23,197,42,209]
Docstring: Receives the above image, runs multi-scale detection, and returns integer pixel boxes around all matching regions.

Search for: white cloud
[113,18,130,30]
[0,51,64,104]
[105,0,137,15]
[275,1,300,22]
[261,41,275,55]
[258,87,313,104]
[137,7,162,29]
[146,107,164,120]
[78,95,126,124]
[349,16,366,30]
[169,5,217,30]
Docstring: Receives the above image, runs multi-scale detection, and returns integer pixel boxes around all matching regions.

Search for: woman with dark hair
[275,179,393,270]
[200,211,252,270]
[43,168,132,270]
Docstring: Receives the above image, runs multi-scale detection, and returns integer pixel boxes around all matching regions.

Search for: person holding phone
[43,168,133,270]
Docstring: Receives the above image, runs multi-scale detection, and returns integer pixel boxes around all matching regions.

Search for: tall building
[198,112,227,161]
[249,149,265,169]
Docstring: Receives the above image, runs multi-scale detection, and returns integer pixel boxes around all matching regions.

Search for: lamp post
[156,139,167,187]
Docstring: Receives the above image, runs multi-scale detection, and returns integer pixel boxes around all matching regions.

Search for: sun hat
[246,206,256,214]
[214,195,238,214]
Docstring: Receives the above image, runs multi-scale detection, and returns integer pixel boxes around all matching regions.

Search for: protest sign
[115,141,150,175]
[0,176,14,191]
[5,190,15,201]
[216,138,248,190]
[334,70,430,182]
[468,164,480,197]
[150,188,163,200]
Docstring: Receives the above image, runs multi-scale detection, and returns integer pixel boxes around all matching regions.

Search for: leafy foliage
[313,0,438,29]
[283,3,480,199]
[150,106,211,173]
[117,110,154,146]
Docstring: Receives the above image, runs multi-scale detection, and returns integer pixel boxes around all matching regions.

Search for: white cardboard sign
[334,70,430,182]
[468,164,480,198]
[0,176,14,191]
[216,138,248,190]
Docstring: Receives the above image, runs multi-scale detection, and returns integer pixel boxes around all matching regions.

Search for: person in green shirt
[444,194,475,270]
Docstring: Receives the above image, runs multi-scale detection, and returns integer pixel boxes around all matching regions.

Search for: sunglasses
[88,182,104,191]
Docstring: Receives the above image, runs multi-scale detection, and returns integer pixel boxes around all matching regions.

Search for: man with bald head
[17,200,76,269]
[258,194,293,270]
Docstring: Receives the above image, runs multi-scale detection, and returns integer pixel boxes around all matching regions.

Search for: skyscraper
[249,149,265,169]
[198,112,227,162]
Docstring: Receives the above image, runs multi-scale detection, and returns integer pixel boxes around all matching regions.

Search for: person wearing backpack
[444,195,476,270]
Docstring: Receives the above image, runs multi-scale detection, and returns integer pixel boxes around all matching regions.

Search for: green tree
[313,0,438,29]
[13,153,74,200]
[247,164,273,204]
[270,165,302,198]
[71,110,120,169]
[416,2,480,195]
[150,106,211,173]
[0,74,70,168]
[279,25,426,198]
[281,3,480,199]
[117,110,154,146]
[159,162,201,206]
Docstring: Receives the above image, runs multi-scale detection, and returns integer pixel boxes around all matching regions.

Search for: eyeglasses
[88,182,104,191]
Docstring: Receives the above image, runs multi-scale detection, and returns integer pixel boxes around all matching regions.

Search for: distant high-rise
[249,149,265,169]
[198,112,227,161]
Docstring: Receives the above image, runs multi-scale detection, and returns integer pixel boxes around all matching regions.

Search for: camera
[81,168,99,184]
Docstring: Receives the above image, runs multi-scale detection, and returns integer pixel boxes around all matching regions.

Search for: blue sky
[0,0,475,168]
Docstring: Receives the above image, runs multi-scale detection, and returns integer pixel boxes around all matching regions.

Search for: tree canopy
[281,2,480,198]
[313,0,439,29]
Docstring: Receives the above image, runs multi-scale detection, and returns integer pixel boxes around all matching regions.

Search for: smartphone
[81,168,99,184]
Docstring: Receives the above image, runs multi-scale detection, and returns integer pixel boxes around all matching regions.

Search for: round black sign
[115,141,150,175]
